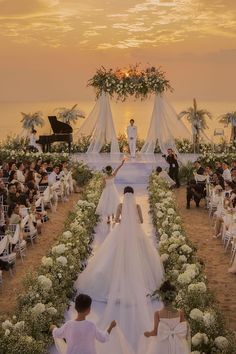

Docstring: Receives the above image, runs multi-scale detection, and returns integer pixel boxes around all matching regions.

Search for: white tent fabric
[77,92,120,154]
[141,94,191,154]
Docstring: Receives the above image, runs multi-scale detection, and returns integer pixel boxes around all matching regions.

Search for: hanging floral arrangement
[88,64,172,101]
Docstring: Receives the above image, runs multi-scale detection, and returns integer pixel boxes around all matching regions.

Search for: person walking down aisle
[143,281,190,354]
[163,148,180,188]
[96,159,125,224]
[52,294,116,354]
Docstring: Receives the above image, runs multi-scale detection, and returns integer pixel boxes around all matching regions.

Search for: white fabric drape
[0,236,8,255]
[141,94,191,154]
[77,92,120,154]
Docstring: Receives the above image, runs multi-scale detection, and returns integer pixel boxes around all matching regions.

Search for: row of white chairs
[0,172,74,288]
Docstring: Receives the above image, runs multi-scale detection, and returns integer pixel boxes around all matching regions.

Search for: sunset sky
[0,0,236,102]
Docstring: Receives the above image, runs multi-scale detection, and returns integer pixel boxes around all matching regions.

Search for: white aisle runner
[51,171,163,354]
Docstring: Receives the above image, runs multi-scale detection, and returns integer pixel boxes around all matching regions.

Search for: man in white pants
[127,119,137,158]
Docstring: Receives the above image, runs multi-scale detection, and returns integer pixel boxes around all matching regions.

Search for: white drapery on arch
[77,92,120,154]
[141,94,191,154]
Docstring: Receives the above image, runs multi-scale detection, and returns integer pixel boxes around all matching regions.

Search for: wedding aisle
[51,179,163,354]
[175,187,236,332]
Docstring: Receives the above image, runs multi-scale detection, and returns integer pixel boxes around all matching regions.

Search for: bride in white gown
[77,186,164,302]
[76,186,164,350]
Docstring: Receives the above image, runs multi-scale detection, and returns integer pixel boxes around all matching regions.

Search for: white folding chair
[22,215,38,246]
[0,235,17,276]
[8,224,27,262]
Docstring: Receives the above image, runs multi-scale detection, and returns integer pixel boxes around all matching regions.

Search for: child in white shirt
[52,294,116,354]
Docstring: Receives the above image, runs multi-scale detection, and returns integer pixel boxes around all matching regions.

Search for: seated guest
[2,162,10,178]
[46,160,53,173]
[186,179,204,209]
[16,162,25,184]
[204,166,214,182]
[7,203,22,225]
[39,172,49,187]
[48,165,60,186]
[0,179,8,204]
[9,162,17,172]
[156,166,175,188]
[35,159,42,173]
[231,160,236,173]
[9,170,18,184]
[6,183,18,206]
[215,160,223,175]
[222,161,232,182]
[211,172,225,189]
[193,160,205,176]
[25,170,36,186]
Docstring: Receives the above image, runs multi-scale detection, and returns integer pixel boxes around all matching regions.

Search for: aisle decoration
[148,173,236,354]
[0,172,103,354]
[88,64,172,101]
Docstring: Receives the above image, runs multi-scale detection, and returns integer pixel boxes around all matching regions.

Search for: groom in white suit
[127,119,137,158]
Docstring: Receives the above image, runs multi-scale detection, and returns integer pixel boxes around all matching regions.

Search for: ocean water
[0,99,235,142]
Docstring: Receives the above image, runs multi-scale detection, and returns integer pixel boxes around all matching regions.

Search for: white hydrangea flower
[62,231,72,239]
[156,211,164,218]
[203,312,215,327]
[181,244,193,254]
[168,244,178,252]
[14,321,25,330]
[162,221,168,227]
[190,308,204,321]
[47,307,57,315]
[2,320,13,330]
[192,332,208,346]
[4,329,10,336]
[172,224,180,231]
[178,255,187,263]
[160,253,169,262]
[31,303,46,316]
[188,282,207,293]
[214,336,229,349]
[52,244,67,255]
[56,256,68,266]
[41,256,53,267]
[38,275,52,291]
[172,231,181,237]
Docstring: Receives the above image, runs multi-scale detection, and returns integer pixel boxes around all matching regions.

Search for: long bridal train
[77,192,164,349]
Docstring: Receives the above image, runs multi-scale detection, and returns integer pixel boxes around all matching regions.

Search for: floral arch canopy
[88,65,172,102]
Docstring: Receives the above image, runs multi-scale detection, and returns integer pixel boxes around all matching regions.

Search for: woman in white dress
[144,281,190,354]
[77,186,164,349]
[96,159,125,223]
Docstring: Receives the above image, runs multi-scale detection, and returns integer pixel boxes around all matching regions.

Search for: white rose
[14,321,25,330]
[156,211,164,218]
[47,307,57,315]
[5,329,10,336]
[167,208,175,215]
[168,244,178,252]
[52,244,67,255]
[190,308,203,321]
[178,255,187,263]
[181,244,192,254]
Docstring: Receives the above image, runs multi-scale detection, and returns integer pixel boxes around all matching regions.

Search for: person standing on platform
[163,148,180,188]
[127,119,137,158]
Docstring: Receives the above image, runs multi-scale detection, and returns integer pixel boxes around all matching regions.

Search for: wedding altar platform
[72,153,199,184]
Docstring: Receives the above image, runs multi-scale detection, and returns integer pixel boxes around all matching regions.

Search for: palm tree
[21,111,44,131]
[55,104,85,125]
[178,98,212,152]
[219,111,236,141]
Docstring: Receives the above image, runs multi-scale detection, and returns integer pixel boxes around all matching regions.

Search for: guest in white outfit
[127,119,137,158]
[144,280,190,354]
[48,165,60,186]
[222,161,232,182]
[52,294,116,354]
[96,158,125,223]
[29,129,42,152]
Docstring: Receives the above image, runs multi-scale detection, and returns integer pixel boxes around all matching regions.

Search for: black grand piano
[37,116,73,153]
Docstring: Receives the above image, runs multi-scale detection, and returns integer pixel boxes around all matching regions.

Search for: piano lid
[48,116,73,134]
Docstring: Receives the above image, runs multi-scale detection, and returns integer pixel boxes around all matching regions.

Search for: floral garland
[0,172,103,354]
[88,65,172,101]
[148,173,236,354]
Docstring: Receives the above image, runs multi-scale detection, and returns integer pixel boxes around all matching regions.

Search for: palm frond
[54,105,85,124]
